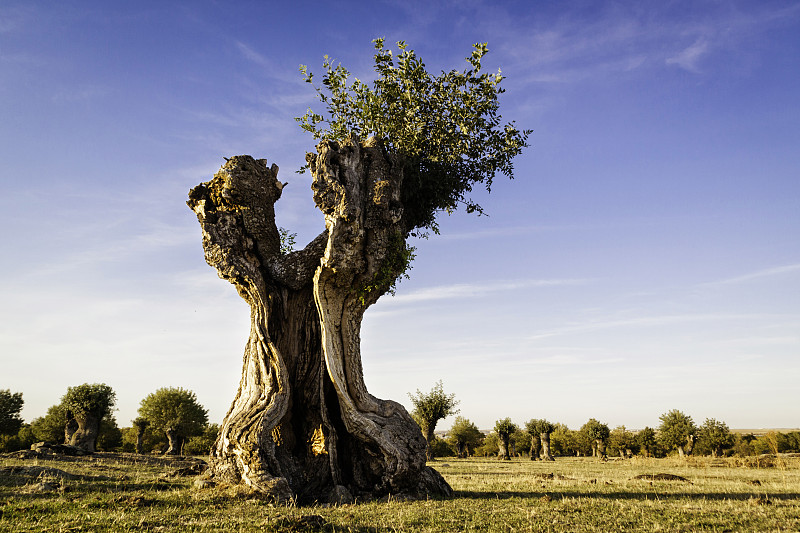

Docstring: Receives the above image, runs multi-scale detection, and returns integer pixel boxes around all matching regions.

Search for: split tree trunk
[529,435,541,460]
[498,435,511,460]
[165,429,181,455]
[188,137,451,503]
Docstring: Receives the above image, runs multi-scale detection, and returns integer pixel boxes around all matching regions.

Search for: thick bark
[67,413,99,452]
[498,435,511,460]
[424,426,436,461]
[540,432,555,461]
[165,429,182,455]
[188,138,451,503]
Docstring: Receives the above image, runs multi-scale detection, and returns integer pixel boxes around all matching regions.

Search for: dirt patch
[633,473,690,482]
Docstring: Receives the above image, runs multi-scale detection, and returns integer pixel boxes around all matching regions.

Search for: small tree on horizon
[61,383,116,452]
[581,418,610,460]
[409,380,460,461]
[494,418,518,460]
[658,409,697,457]
[447,416,484,458]
[697,418,734,457]
[138,387,208,455]
[635,426,658,457]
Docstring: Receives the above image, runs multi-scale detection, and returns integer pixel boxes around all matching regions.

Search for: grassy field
[1,452,798,532]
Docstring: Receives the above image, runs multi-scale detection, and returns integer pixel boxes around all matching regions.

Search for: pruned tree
[494,418,518,460]
[0,390,24,436]
[658,409,697,458]
[698,418,733,457]
[581,418,610,460]
[409,380,460,460]
[61,383,116,452]
[447,416,483,458]
[526,419,556,461]
[138,387,208,455]
[187,39,528,502]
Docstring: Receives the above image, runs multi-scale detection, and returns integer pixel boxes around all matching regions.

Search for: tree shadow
[454,489,800,502]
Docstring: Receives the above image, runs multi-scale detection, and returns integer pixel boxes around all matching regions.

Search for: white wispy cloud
[704,263,800,286]
[388,278,589,304]
[666,38,709,73]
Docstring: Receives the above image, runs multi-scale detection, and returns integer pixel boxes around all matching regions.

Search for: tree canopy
[0,389,24,436]
[447,416,484,457]
[409,380,459,459]
[138,387,208,447]
[409,380,460,436]
[298,39,531,234]
[61,383,116,422]
[658,409,697,453]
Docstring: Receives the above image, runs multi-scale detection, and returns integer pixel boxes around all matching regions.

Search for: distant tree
[696,418,734,457]
[608,425,635,458]
[581,419,610,459]
[447,416,484,458]
[132,417,150,454]
[97,416,122,451]
[635,427,658,457]
[494,418,518,460]
[183,423,220,456]
[550,423,579,456]
[475,431,499,457]
[409,380,460,460]
[658,409,697,457]
[29,404,69,443]
[138,387,208,455]
[511,429,530,458]
[61,383,116,452]
[0,390,24,436]
[526,419,556,461]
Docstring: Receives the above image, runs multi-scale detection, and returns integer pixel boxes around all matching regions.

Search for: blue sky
[2,1,798,433]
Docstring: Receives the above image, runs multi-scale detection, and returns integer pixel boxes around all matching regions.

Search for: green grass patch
[1,453,798,531]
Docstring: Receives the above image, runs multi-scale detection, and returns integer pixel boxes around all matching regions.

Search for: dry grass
[1,453,798,531]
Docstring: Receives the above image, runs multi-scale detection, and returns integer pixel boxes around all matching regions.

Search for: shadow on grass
[454,489,800,502]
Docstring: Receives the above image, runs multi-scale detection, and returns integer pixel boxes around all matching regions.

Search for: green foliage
[61,383,116,421]
[494,418,518,438]
[29,404,69,443]
[183,423,220,456]
[525,418,555,436]
[549,423,580,456]
[97,416,122,451]
[298,39,531,234]
[512,429,531,455]
[474,431,499,457]
[0,389,24,435]
[607,425,635,457]
[658,409,697,453]
[696,418,734,457]
[408,380,460,438]
[358,232,416,304]
[581,418,610,442]
[446,416,484,456]
[635,427,659,457]
[138,387,208,442]
[278,227,297,254]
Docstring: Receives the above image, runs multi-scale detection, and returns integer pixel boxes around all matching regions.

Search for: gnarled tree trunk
[65,411,99,452]
[188,138,451,503]
[540,432,555,461]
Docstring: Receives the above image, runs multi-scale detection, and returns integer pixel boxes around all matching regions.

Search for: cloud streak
[704,264,800,286]
[388,278,589,304]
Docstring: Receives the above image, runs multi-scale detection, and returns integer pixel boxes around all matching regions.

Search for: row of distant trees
[406,383,800,461]
[0,386,216,456]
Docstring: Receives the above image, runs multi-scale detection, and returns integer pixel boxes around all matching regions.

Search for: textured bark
[188,138,451,503]
[165,429,181,455]
[540,432,555,461]
[498,436,511,460]
[67,413,99,453]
